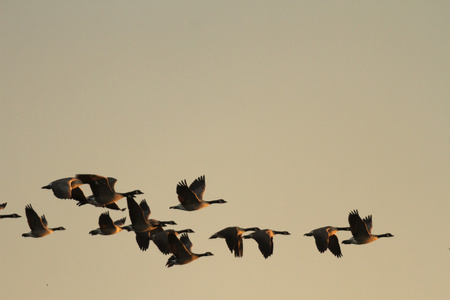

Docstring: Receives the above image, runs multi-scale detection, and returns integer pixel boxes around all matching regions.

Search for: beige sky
[1,1,449,299]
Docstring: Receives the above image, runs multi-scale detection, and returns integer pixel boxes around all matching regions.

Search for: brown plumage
[243,229,290,258]
[209,226,260,257]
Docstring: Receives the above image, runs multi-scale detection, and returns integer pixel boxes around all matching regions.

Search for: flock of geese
[1,174,394,267]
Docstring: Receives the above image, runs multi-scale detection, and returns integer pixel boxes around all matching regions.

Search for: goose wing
[98,212,115,229]
[362,215,373,234]
[136,232,150,251]
[168,230,191,258]
[189,175,206,200]
[313,228,329,253]
[139,199,151,220]
[328,234,343,258]
[152,231,171,254]
[127,197,147,226]
[70,187,88,202]
[176,180,201,205]
[0,203,6,210]
[25,205,46,230]
[348,210,371,238]
[179,233,193,252]
[41,215,49,227]
[114,217,126,227]
[252,230,273,258]
[76,174,115,198]
[104,203,124,211]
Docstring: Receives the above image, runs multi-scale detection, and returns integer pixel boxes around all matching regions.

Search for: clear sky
[1,1,449,299]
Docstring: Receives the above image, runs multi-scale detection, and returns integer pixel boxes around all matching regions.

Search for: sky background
[1,1,449,299]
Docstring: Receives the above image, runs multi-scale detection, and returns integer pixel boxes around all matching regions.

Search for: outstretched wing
[348,210,371,238]
[139,199,151,220]
[98,212,115,229]
[176,180,201,205]
[313,229,329,253]
[76,174,114,197]
[328,234,343,258]
[25,204,46,230]
[189,175,206,200]
[114,217,126,227]
[167,230,191,258]
[362,215,373,234]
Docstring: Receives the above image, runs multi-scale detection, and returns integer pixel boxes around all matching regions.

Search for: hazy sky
[1,1,449,299]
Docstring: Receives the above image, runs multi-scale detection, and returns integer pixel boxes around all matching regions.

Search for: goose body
[209,226,260,257]
[170,175,226,211]
[166,230,213,267]
[22,204,65,238]
[42,177,88,204]
[243,229,290,258]
[76,174,143,208]
[0,202,21,219]
[89,211,126,235]
[150,229,195,255]
[342,210,394,245]
[304,226,350,258]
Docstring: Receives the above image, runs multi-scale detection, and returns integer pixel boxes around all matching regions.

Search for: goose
[132,198,177,227]
[42,177,88,205]
[150,229,195,255]
[243,229,290,258]
[76,174,143,209]
[170,175,226,211]
[22,204,65,238]
[0,202,21,219]
[304,226,350,258]
[122,197,160,251]
[166,230,213,267]
[209,226,260,257]
[342,210,394,245]
[89,211,126,235]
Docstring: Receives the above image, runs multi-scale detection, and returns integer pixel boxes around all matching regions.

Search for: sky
[1,1,449,299]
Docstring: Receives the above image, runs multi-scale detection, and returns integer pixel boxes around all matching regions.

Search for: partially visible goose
[170,175,226,211]
[22,204,65,238]
[76,174,143,209]
[150,229,195,255]
[209,226,260,257]
[134,198,177,227]
[166,230,213,267]
[304,226,350,258]
[0,202,21,219]
[243,229,290,258]
[122,197,160,251]
[89,211,126,235]
[42,177,88,204]
[342,210,394,245]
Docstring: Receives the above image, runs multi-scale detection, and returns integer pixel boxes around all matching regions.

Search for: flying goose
[150,229,195,255]
[122,197,161,251]
[342,210,394,245]
[75,174,143,209]
[166,230,213,267]
[89,211,126,235]
[170,175,226,211]
[0,202,21,219]
[304,226,350,258]
[134,198,177,227]
[42,177,88,205]
[243,229,291,258]
[209,226,260,257]
[22,204,65,238]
